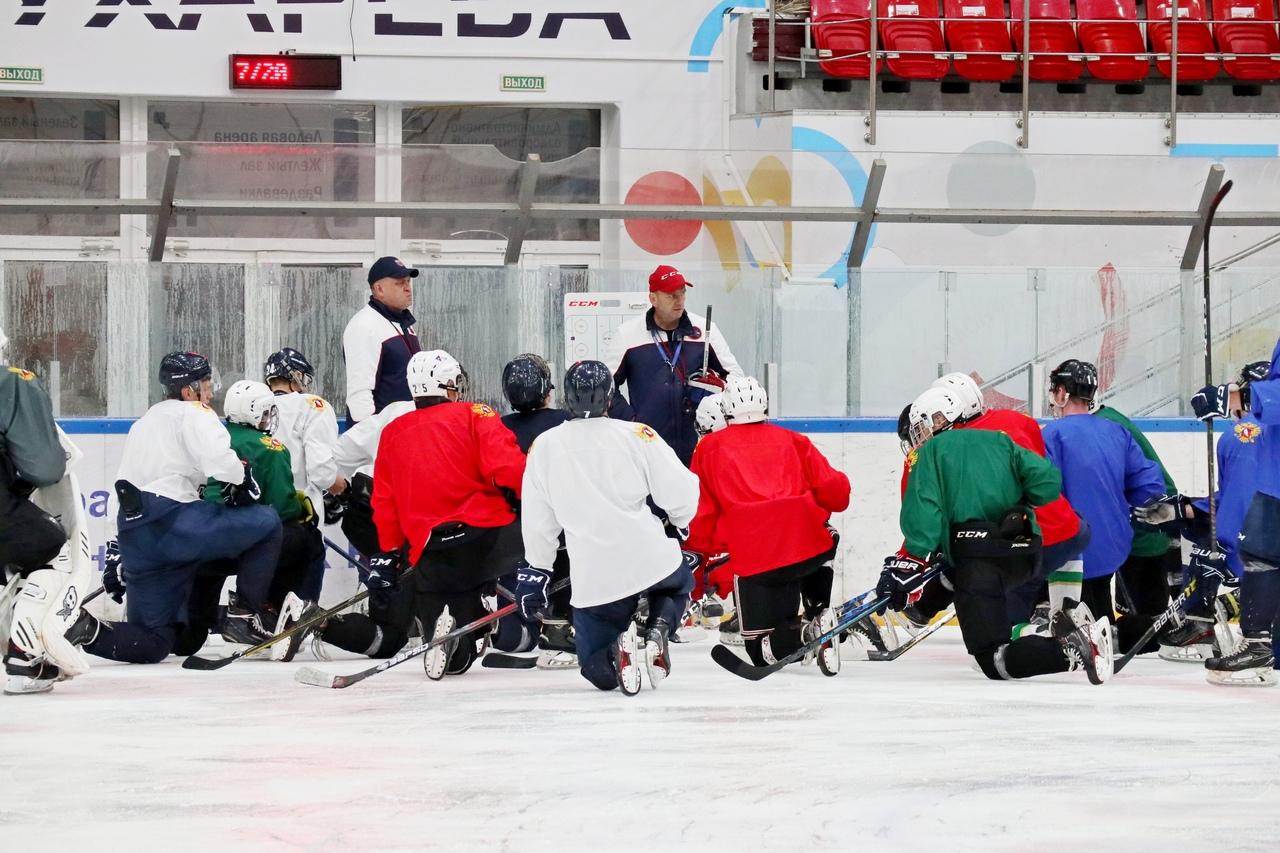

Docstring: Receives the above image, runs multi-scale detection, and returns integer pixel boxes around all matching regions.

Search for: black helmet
[502,353,553,413]
[1239,360,1271,386]
[264,347,315,389]
[563,360,614,419]
[896,403,913,456]
[159,351,212,393]
[1048,359,1098,403]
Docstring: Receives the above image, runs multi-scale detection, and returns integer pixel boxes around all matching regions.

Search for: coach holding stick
[343,256,423,424]
[605,265,742,466]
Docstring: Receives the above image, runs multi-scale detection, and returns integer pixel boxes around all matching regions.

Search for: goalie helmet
[502,353,554,413]
[931,372,985,421]
[907,387,965,449]
[264,347,315,390]
[1048,359,1099,406]
[721,376,768,425]
[223,380,279,434]
[408,350,464,399]
[564,360,614,419]
[1239,360,1272,386]
[695,393,727,436]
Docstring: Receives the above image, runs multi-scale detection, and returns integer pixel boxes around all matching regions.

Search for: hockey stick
[1112,578,1197,675]
[481,652,540,670]
[182,587,371,671]
[1201,179,1233,552]
[295,577,571,688]
[866,604,955,662]
[710,568,941,681]
[702,304,713,374]
[323,535,367,568]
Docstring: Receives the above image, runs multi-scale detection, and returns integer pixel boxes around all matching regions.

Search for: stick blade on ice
[710,644,779,681]
[180,653,239,671]
[294,665,340,688]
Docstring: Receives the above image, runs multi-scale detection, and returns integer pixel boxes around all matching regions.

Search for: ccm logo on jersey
[955,530,989,538]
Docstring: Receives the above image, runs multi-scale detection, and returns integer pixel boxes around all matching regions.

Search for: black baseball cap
[368,256,419,285]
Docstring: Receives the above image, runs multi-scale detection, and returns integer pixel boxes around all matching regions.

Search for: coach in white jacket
[517,360,700,693]
[342,256,422,423]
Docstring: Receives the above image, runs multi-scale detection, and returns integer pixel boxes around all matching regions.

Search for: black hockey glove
[1131,494,1195,534]
[1189,543,1236,588]
[514,564,552,624]
[1191,383,1248,421]
[102,538,126,604]
[358,550,402,609]
[322,491,346,526]
[877,553,931,611]
[221,461,262,508]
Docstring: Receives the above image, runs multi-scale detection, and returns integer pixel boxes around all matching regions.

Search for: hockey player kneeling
[687,377,850,674]
[518,361,700,695]
[371,350,528,679]
[885,387,1113,684]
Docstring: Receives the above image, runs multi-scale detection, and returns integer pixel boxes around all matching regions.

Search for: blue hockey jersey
[1042,414,1166,578]
[1231,339,1280,563]
[1193,414,1264,576]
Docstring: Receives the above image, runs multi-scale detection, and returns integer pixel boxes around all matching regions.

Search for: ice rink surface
[4,628,1279,853]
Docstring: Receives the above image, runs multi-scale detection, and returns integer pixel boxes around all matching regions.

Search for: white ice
[4,628,1279,853]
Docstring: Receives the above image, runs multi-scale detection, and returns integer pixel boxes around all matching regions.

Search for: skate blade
[1206,667,1277,687]
[535,651,578,670]
[1158,643,1212,663]
[293,665,338,688]
[3,676,56,695]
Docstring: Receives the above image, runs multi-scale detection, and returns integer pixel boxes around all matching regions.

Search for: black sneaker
[1205,633,1276,687]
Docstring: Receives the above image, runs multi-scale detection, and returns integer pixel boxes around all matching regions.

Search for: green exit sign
[501,75,545,92]
[0,66,43,84]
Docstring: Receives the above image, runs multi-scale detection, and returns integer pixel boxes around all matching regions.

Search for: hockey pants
[735,545,836,668]
[0,492,67,573]
[576,557,695,691]
[85,495,281,664]
[1006,517,1090,626]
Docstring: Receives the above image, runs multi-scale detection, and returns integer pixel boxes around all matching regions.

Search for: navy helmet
[502,354,554,413]
[159,351,212,395]
[264,347,315,390]
[1048,359,1099,404]
[563,360,614,419]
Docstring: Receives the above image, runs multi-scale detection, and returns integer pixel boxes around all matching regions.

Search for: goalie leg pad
[30,472,95,677]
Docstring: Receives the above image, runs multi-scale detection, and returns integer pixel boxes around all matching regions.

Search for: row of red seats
[811,0,1280,82]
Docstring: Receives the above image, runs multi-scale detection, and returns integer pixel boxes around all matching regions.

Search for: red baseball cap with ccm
[648,265,693,293]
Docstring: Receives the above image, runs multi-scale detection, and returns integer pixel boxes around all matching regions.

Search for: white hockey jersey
[116,399,244,504]
[272,391,340,511]
[521,418,700,608]
[333,400,415,479]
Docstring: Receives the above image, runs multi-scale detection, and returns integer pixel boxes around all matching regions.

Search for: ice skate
[4,643,61,695]
[718,611,744,647]
[642,618,672,687]
[219,596,276,648]
[270,593,321,663]
[699,594,725,629]
[423,607,456,681]
[803,608,840,676]
[1158,614,1216,663]
[537,620,578,669]
[1052,601,1112,685]
[614,622,642,696]
[1205,633,1276,687]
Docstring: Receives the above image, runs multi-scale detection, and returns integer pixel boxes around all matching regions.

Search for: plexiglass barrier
[3,260,1278,420]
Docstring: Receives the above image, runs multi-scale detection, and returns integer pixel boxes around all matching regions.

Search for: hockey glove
[687,369,726,395]
[102,539,126,604]
[514,565,552,624]
[877,553,931,611]
[1191,383,1248,421]
[358,550,402,609]
[1132,494,1194,534]
[322,491,345,526]
[1189,543,1236,588]
[221,461,262,508]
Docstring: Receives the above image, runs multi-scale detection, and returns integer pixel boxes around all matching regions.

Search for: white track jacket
[521,417,699,608]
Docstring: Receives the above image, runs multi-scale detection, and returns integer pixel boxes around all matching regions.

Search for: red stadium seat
[812,0,883,78]
[1150,0,1221,80]
[1213,0,1280,80]
[1010,0,1085,81]
[878,0,952,79]
[1076,0,1151,81]
[944,0,1018,81]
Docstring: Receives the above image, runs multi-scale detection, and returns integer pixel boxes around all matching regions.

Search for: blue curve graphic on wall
[688,1,767,72]
[791,126,872,287]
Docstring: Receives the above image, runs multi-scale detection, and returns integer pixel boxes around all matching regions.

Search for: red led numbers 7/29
[228,55,342,90]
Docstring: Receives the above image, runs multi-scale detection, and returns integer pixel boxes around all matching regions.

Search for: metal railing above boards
[753,2,1280,147]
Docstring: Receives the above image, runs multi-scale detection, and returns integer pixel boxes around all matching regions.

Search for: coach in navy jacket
[343,256,423,423]
[604,265,742,465]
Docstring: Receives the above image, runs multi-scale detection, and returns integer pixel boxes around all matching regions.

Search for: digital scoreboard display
[229,54,342,90]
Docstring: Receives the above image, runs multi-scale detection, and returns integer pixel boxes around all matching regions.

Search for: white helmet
[408,349,464,399]
[721,376,768,425]
[223,380,279,434]
[695,393,727,437]
[907,387,965,449]
[931,372,984,420]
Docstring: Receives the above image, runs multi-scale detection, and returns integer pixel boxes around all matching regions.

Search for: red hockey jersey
[688,422,850,577]
[373,400,526,563]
